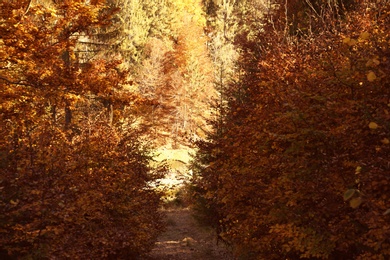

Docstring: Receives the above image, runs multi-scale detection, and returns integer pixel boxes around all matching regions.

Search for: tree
[0,1,166,258]
[135,0,216,146]
[192,0,390,258]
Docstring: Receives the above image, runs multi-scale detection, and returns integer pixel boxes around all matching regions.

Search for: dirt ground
[145,207,235,260]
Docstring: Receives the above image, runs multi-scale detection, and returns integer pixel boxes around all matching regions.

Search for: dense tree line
[1,0,216,258]
[2,0,389,259]
[193,0,390,259]
[0,1,166,258]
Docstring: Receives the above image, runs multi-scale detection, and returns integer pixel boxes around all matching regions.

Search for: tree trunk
[108,103,113,126]
[65,105,72,130]
[51,105,57,123]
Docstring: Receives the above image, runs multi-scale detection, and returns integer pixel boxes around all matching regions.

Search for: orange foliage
[139,0,214,145]
[193,0,389,259]
[1,1,165,258]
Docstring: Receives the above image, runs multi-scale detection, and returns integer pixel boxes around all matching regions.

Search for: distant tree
[135,0,216,146]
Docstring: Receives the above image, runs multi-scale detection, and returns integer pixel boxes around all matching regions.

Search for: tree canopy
[1,0,389,259]
[192,0,390,259]
[1,1,165,258]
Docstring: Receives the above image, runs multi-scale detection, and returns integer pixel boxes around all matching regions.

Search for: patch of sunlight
[151,144,195,202]
[154,145,194,164]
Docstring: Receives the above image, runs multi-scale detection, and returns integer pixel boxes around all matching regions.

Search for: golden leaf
[368,122,379,129]
[342,37,351,44]
[350,197,363,208]
[366,58,380,67]
[349,39,357,46]
[359,31,370,40]
[343,189,356,201]
[381,138,389,144]
[367,71,377,82]
[10,199,19,205]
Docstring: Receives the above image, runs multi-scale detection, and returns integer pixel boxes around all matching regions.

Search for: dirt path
[146,207,234,260]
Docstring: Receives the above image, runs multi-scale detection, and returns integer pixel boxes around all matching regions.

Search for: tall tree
[192,0,390,258]
[135,0,216,146]
[0,1,165,258]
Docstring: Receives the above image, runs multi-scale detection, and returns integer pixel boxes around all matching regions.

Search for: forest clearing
[1,0,389,259]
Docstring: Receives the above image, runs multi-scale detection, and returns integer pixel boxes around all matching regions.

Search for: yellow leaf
[31,190,41,195]
[343,37,351,44]
[343,189,356,201]
[35,9,44,15]
[368,122,379,129]
[359,31,370,40]
[355,166,362,173]
[48,8,57,17]
[381,138,389,144]
[367,71,377,82]
[373,59,380,66]
[350,197,363,208]
[366,58,380,67]
[348,39,357,46]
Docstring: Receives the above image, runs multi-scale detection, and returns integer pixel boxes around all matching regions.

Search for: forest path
[146,207,234,260]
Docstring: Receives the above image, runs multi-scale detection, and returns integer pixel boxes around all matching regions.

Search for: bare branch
[24,0,32,16]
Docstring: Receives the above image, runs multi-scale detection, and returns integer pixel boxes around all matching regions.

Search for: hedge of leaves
[192,1,390,259]
[1,122,165,259]
[1,1,165,258]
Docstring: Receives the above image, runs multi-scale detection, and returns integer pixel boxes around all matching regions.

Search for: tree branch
[24,0,32,16]
[0,76,31,87]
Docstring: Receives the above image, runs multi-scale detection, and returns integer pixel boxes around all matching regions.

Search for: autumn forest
[1,0,389,259]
